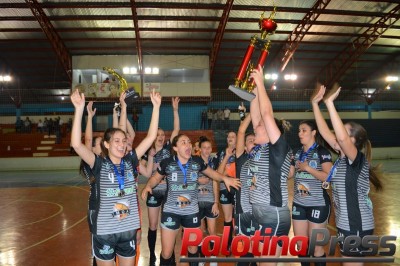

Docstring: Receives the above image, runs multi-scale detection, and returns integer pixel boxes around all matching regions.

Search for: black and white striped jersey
[90,151,140,235]
[197,156,218,203]
[143,140,172,191]
[158,155,207,215]
[331,150,374,232]
[235,152,252,214]
[293,145,332,207]
[249,135,292,207]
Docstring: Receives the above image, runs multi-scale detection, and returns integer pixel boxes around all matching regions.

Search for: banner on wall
[72,83,142,98]
[143,83,161,97]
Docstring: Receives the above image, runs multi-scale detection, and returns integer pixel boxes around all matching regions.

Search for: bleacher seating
[0,130,217,158]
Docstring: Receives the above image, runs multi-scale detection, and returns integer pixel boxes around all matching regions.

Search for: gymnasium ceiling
[0,0,399,105]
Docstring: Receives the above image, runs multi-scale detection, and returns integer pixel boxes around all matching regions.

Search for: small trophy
[103,67,140,106]
[228,7,277,101]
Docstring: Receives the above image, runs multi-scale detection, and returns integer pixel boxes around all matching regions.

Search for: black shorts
[234,212,259,236]
[199,201,218,220]
[291,202,331,224]
[92,229,137,261]
[160,211,200,230]
[337,228,374,257]
[146,190,166,207]
[220,189,234,205]
[252,204,291,245]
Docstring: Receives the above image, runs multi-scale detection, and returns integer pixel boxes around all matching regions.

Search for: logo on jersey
[112,200,130,220]
[297,182,311,196]
[176,194,191,208]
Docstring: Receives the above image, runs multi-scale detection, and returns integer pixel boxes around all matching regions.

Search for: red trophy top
[259,8,277,39]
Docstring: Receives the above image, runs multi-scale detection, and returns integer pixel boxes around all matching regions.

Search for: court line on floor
[0,200,63,230]
[15,215,88,254]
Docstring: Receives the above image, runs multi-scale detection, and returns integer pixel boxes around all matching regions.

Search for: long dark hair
[299,120,325,147]
[346,121,383,191]
[275,118,292,134]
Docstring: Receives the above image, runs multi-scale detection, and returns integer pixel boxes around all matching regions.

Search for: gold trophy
[103,67,139,105]
[228,8,277,101]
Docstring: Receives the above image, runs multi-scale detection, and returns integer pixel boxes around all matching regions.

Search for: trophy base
[228,85,255,101]
[124,87,140,105]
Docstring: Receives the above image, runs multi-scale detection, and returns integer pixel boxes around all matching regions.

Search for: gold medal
[321,181,330,190]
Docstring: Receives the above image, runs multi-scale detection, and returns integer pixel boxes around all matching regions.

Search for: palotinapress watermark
[180,226,397,263]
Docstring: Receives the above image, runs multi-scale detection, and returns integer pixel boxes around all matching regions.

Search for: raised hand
[70,88,85,110]
[172,96,180,110]
[86,101,96,118]
[324,83,341,103]
[311,84,326,104]
[150,89,162,107]
[250,65,264,94]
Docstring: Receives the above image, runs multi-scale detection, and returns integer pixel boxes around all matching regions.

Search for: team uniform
[88,150,140,261]
[143,140,172,207]
[234,152,258,236]
[82,161,99,234]
[249,135,293,240]
[197,156,219,220]
[158,155,207,230]
[292,144,332,223]
[216,150,235,205]
[331,150,374,256]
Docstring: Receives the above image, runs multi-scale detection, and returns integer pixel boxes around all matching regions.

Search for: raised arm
[324,85,357,161]
[217,148,233,174]
[134,90,161,158]
[311,84,339,152]
[170,97,180,141]
[250,66,281,144]
[84,101,96,150]
[250,88,262,133]
[70,89,95,167]
[112,104,119,128]
[202,167,241,192]
[236,113,252,157]
[139,148,155,178]
[126,118,136,141]
[118,92,127,132]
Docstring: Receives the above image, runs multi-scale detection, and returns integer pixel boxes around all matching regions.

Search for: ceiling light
[130,67,137,74]
[386,76,398,82]
[123,67,130,74]
[145,67,152,74]
[0,75,11,82]
[152,68,159,74]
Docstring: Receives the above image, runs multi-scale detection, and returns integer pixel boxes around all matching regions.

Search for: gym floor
[0,159,399,266]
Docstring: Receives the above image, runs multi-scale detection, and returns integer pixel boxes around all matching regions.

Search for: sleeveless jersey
[331,151,374,232]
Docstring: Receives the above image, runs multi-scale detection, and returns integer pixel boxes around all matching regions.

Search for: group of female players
[70,65,382,266]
